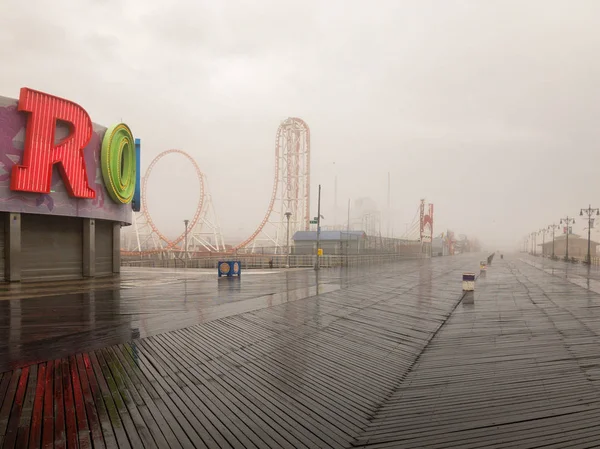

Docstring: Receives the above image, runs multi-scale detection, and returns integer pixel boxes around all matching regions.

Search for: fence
[121,253,425,270]
[232,243,422,256]
[531,253,600,266]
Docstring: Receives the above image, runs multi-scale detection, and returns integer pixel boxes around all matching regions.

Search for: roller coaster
[122,117,311,257]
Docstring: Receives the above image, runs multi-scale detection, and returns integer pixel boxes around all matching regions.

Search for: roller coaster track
[233,117,310,251]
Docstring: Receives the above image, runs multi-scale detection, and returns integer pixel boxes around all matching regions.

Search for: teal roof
[293,231,366,241]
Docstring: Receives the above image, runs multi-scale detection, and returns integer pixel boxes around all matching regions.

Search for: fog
[2,0,600,250]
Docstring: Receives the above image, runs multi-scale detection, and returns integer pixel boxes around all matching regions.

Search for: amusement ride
[122,118,311,257]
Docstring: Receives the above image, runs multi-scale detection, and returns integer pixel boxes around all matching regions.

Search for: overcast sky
[2,0,600,249]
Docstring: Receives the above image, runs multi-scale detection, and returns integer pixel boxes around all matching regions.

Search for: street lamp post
[285,212,292,268]
[559,216,575,261]
[531,232,537,256]
[548,223,559,259]
[580,205,599,264]
[538,228,548,257]
[315,184,322,271]
[183,219,189,268]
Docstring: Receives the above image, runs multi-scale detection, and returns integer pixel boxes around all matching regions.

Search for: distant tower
[420,199,434,256]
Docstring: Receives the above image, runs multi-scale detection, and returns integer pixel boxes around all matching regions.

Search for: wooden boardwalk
[354,260,600,447]
[0,267,340,373]
[3,256,600,448]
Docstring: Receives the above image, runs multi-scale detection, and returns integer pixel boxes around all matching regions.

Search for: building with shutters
[0,88,139,282]
[292,231,367,255]
[538,234,600,259]
[292,231,421,255]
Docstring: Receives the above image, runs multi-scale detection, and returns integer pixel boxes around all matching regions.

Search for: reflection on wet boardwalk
[4,255,600,447]
[0,268,340,373]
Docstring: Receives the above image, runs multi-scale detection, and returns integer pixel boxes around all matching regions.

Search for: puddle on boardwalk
[0,268,341,372]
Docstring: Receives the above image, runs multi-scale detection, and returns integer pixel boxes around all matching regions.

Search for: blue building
[292,231,367,255]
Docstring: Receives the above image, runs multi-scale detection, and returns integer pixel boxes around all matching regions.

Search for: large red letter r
[11,88,96,199]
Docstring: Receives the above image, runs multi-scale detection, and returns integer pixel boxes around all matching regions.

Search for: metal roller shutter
[95,219,113,276]
[0,214,5,281]
[21,214,83,281]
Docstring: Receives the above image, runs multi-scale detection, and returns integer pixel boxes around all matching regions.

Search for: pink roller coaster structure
[122,117,311,257]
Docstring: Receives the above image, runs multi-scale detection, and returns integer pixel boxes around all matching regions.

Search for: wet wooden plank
[0,372,11,414]
[15,364,37,448]
[136,338,252,449]
[0,370,21,441]
[94,349,155,448]
[69,355,92,449]
[41,361,54,449]
[108,345,185,449]
[3,367,29,449]
[53,360,66,449]
[101,347,169,448]
[151,332,302,449]
[61,358,78,449]
[74,354,105,449]
[87,352,132,449]
[80,353,117,449]
[27,363,45,449]
[118,343,213,449]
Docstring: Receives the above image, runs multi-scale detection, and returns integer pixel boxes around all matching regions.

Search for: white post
[285,212,291,268]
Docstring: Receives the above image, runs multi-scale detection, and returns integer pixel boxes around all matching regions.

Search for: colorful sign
[421,203,434,243]
[100,123,136,204]
[10,88,138,207]
[133,139,141,212]
[0,89,137,223]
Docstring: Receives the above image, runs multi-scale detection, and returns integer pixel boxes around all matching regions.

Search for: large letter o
[101,123,136,204]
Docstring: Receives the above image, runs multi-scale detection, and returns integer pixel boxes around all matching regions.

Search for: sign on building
[10,88,140,210]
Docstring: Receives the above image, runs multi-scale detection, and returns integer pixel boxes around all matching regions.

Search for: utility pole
[548,223,559,259]
[315,184,322,271]
[580,205,599,264]
[183,219,189,268]
[538,228,548,257]
[334,174,337,228]
[387,172,391,238]
[285,212,292,268]
[531,231,537,256]
[560,216,576,261]
[347,199,351,233]
[346,198,351,259]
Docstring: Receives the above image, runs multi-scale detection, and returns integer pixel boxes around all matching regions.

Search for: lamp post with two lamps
[548,223,560,259]
[580,205,599,264]
[538,228,548,257]
[559,216,576,261]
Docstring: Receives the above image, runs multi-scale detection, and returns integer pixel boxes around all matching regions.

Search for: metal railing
[530,253,600,266]
[232,244,422,256]
[121,253,425,270]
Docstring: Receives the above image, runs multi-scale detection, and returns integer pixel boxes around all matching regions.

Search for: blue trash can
[218,261,241,277]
